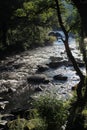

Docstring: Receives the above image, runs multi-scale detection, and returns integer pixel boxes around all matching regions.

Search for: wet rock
[62,92,66,94]
[53,74,68,81]
[50,56,63,62]
[1,114,15,121]
[47,61,63,68]
[35,86,43,92]
[0,66,9,72]
[0,128,4,130]
[0,97,4,102]
[7,88,16,94]
[0,120,7,129]
[37,65,49,72]
[27,74,49,84]
[0,81,11,88]
[0,101,9,110]
[0,72,18,80]
[60,52,64,55]
[77,61,84,67]
[13,63,24,69]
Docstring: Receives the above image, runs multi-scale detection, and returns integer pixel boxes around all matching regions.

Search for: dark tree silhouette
[71,0,87,99]
[55,0,85,99]
[0,0,24,47]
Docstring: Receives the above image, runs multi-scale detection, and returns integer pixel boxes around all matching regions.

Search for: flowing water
[0,38,85,113]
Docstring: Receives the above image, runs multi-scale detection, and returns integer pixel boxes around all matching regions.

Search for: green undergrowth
[7,94,69,130]
[66,89,87,130]
[8,116,46,130]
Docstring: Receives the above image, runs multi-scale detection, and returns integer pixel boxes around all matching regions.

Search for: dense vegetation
[0,0,58,56]
[7,95,68,130]
[0,0,79,56]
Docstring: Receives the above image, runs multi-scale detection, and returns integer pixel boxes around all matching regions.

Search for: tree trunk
[55,0,84,99]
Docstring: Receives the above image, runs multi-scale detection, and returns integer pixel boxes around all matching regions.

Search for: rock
[77,61,84,67]
[34,86,43,92]
[27,74,49,84]
[13,63,24,69]
[47,61,62,68]
[50,56,63,62]
[0,101,9,110]
[60,52,64,55]
[0,120,7,128]
[1,114,15,121]
[7,88,16,94]
[37,65,49,72]
[0,97,4,102]
[53,74,68,81]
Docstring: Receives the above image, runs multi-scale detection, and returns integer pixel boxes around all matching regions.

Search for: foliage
[8,117,46,130]
[0,0,57,50]
[82,105,87,129]
[8,94,69,130]
[33,94,68,130]
[8,118,27,130]
[0,0,80,54]
[8,109,47,130]
[59,0,81,35]
[26,118,47,130]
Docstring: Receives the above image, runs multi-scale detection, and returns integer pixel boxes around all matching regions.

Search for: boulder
[27,74,49,84]
[37,65,49,72]
[53,74,68,81]
[1,114,14,121]
[47,61,62,68]
[50,56,63,62]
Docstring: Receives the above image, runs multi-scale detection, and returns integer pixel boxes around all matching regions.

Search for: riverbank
[0,37,54,60]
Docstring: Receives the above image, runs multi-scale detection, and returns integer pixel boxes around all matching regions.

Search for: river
[0,38,85,114]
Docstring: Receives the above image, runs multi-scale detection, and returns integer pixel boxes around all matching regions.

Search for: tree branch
[55,0,84,79]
